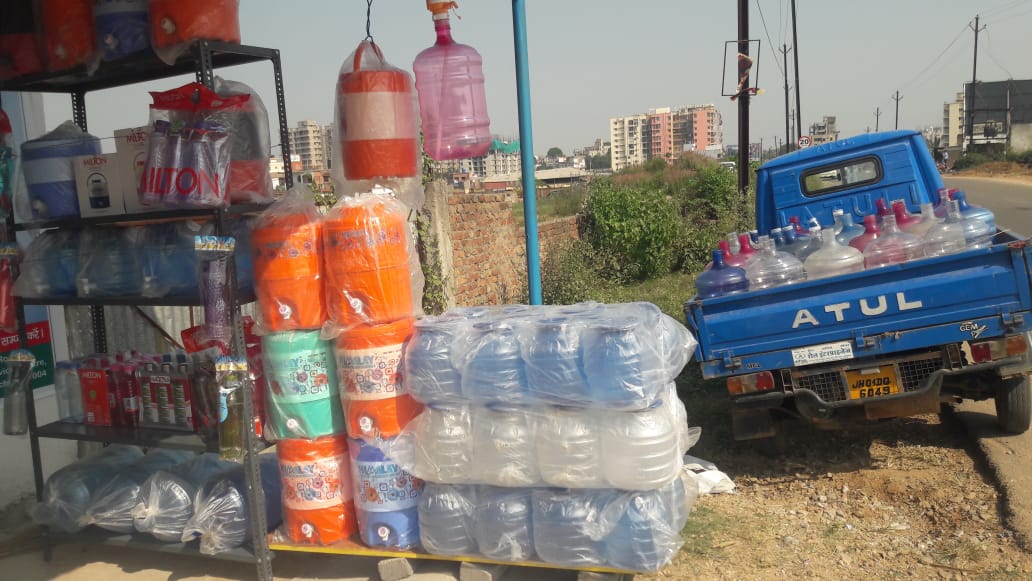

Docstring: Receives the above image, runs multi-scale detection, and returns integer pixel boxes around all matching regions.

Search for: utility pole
[737,0,749,195]
[781,44,792,153]
[875,107,881,132]
[968,15,985,150]
[791,0,802,142]
[892,91,903,129]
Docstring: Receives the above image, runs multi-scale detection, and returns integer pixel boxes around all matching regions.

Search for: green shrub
[582,180,680,281]
[1005,149,1032,167]
[541,239,605,305]
[952,152,995,170]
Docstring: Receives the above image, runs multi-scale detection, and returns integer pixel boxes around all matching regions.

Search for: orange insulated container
[150,0,241,49]
[251,212,326,331]
[322,195,414,328]
[38,0,95,71]
[336,318,422,438]
[277,435,358,545]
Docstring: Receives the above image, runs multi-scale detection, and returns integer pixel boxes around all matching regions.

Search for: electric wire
[983,28,1015,79]
[756,0,785,79]
[898,22,970,93]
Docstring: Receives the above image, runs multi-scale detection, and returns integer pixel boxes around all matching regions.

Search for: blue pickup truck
[684,130,1032,446]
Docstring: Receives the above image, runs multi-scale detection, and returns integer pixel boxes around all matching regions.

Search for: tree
[547,147,564,158]
[588,153,611,170]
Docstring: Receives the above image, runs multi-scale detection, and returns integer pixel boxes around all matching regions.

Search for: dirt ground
[639,373,1032,580]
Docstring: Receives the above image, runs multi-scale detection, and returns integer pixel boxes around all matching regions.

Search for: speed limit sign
[798,135,812,148]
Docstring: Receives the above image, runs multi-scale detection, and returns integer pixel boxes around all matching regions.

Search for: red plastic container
[149,0,240,50]
[38,0,95,71]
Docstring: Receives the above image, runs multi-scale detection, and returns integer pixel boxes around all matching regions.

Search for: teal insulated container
[262,330,345,438]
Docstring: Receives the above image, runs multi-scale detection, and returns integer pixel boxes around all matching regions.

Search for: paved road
[944,176,1032,549]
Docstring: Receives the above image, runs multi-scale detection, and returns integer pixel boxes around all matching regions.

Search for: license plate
[845,367,900,400]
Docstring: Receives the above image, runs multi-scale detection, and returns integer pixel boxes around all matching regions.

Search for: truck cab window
[801,157,881,197]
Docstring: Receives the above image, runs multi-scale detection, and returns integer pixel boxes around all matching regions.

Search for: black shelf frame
[2,39,286,581]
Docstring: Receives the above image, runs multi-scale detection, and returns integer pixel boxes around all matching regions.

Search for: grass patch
[512,187,586,225]
[680,505,736,557]
[587,271,696,320]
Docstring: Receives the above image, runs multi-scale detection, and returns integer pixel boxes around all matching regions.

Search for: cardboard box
[78,366,111,426]
[113,126,152,214]
[73,154,124,218]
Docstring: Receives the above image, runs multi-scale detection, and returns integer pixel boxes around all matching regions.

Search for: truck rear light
[727,371,775,395]
[970,334,1029,363]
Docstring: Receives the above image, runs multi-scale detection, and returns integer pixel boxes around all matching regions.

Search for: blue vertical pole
[512,0,542,305]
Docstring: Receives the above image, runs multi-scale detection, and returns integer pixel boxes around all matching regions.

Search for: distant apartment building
[809,116,839,145]
[289,120,333,171]
[610,105,722,171]
[433,137,522,180]
[943,92,965,147]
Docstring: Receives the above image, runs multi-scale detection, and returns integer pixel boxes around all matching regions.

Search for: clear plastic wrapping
[19,120,101,219]
[182,454,283,555]
[141,221,213,297]
[390,390,689,490]
[2,349,34,434]
[262,330,345,439]
[250,187,326,332]
[149,0,240,66]
[196,236,235,351]
[418,478,692,572]
[403,302,696,409]
[80,449,194,533]
[13,230,79,298]
[76,227,142,297]
[37,0,97,71]
[141,83,248,208]
[213,77,274,204]
[349,437,423,550]
[132,454,232,542]
[31,445,144,533]
[276,435,357,545]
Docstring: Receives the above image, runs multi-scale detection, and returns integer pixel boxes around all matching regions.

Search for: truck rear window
[801,157,882,197]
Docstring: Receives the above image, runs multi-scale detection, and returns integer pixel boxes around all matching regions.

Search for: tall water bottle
[582,316,664,410]
[726,231,741,255]
[733,233,757,266]
[471,405,539,486]
[901,202,940,238]
[349,438,422,549]
[891,200,921,230]
[934,188,956,220]
[535,406,605,488]
[55,360,84,423]
[403,316,465,405]
[604,488,681,572]
[724,237,749,268]
[922,200,968,258]
[874,198,892,225]
[863,215,922,269]
[952,191,995,247]
[532,489,610,567]
[792,227,823,261]
[2,350,34,435]
[413,0,491,161]
[460,321,527,404]
[474,487,535,562]
[770,227,787,249]
[520,317,591,406]
[702,239,734,271]
[696,250,748,299]
[804,227,864,280]
[419,483,477,557]
[848,215,881,253]
[744,238,806,291]
[412,404,473,483]
[601,403,679,490]
[835,212,865,246]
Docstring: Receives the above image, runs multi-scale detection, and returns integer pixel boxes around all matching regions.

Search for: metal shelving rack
[1,40,292,581]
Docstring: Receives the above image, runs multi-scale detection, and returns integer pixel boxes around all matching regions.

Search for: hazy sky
[39,0,1032,156]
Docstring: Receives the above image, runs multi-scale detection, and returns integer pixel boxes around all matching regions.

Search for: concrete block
[377,557,416,581]
[576,573,634,581]
[458,561,509,581]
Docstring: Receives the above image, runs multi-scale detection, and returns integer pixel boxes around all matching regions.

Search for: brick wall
[445,192,579,306]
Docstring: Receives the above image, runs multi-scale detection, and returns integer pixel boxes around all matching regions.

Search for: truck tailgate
[686,241,1032,378]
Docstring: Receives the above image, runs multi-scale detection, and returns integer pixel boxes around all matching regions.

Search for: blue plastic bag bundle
[94,0,151,61]
[76,227,142,297]
[140,221,213,297]
[80,449,194,533]
[132,454,234,542]
[13,230,79,297]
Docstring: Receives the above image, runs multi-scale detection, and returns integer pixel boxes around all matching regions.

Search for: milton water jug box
[114,126,151,214]
[73,153,125,218]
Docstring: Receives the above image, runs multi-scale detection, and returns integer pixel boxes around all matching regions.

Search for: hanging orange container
[251,212,326,331]
[322,194,414,328]
[336,41,419,180]
[38,0,95,71]
[149,0,241,50]
[277,435,358,545]
[336,317,422,439]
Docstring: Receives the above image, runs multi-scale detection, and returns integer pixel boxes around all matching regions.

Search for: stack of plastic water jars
[400,302,698,571]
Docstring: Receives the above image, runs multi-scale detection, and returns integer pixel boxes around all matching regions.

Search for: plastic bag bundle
[182,454,283,555]
[149,0,240,66]
[322,189,418,330]
[80,449,194,533]
[31,445,144,533]
[132,454,232,542]
[76,227,141,297]
[141,83,248,208]
[213,77,274,204]
[394,391,689,490]
[404,302,696,410]
[13,230,79,298]
[93,0,150,61]
[20,120,101,219]
[140,221,213,297]
[250,187,325,332]
[0,1,43,80]
[37,0,97,71]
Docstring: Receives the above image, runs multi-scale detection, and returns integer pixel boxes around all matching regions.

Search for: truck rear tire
[995,374,1031,434]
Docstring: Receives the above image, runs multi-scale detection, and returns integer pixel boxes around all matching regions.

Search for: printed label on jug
[338,344,404,401]
[353,459,422,511]
[280,455,348,511]
[268,348,335,404]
